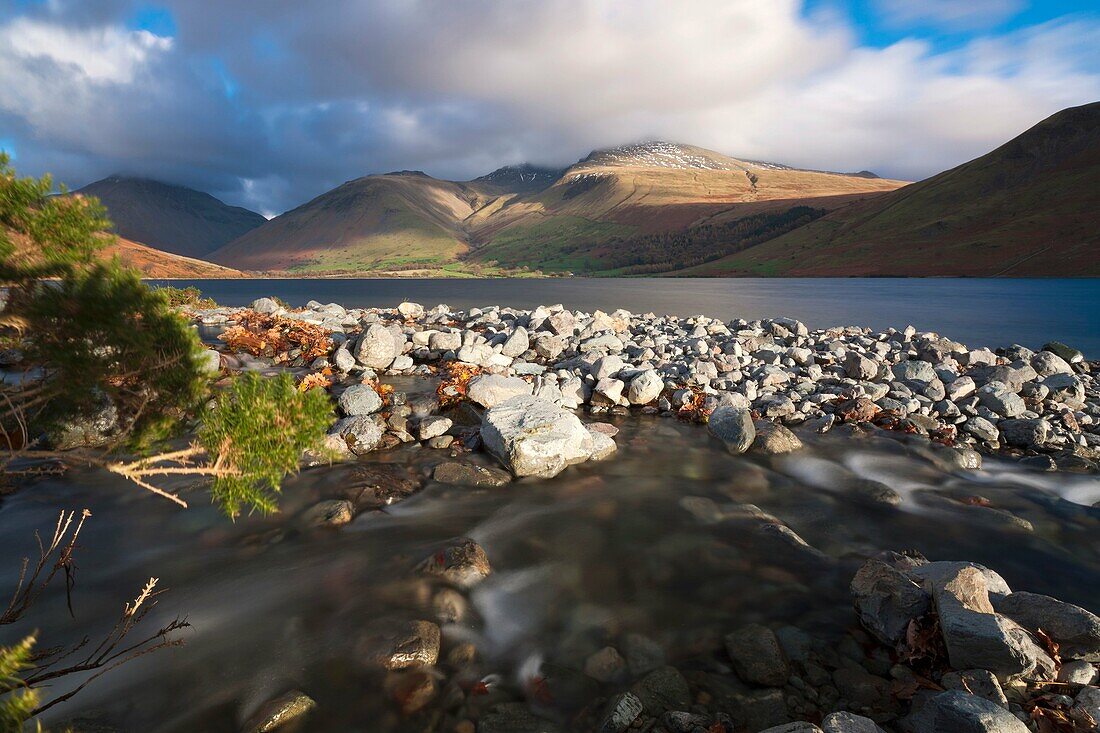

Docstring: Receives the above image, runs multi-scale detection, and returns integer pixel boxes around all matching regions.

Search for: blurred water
[2,384,1097,731]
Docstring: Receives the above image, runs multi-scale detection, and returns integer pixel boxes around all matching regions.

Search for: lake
[151,277,1100,356]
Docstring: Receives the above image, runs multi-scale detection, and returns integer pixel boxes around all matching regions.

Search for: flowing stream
[3,375,1098,731]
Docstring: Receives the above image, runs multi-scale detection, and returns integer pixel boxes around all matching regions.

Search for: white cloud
[0,0,1098,212]
[0,17,171,84]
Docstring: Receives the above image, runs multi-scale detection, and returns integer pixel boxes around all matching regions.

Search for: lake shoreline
[187,296,1099,475]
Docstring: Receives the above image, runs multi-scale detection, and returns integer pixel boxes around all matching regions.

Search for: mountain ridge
[208,141,905,274]
[74,176,267,259]
[673,101,1100,276]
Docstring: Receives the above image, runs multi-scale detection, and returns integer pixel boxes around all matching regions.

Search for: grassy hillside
[210,142,905,276]
[75,177,266,258]
[105,237,244,278]
[210,173,478,272]
[466,144,903,273]
[677,102,1100,277]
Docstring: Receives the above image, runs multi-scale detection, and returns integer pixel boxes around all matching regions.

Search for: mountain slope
[210,143,906,275]
[75,177,267,258]
[210,172,484,272]
[104,236,244,278]
[465,142,906,272]
[677,102,1100,276]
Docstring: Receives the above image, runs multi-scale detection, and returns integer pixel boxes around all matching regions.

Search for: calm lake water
[151,278,1100,356]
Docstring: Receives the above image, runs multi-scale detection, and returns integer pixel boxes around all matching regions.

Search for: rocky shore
[194,297,1099,476]
[166,298,1100,733]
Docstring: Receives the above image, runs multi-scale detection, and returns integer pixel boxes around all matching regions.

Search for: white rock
[627,370,664,405]
[480,395,594,478]
[466,374,532,408]
[356,324,397,369]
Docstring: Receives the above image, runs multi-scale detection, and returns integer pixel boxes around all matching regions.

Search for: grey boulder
[900,690,1028,733]
[480,395,594,478]
[708,406,756,454]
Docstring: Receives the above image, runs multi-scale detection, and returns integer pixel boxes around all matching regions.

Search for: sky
[1,0,1097,216]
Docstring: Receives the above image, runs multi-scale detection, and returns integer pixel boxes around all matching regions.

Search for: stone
[845,352,880,381]
[947,376,977,400]
[591,355,624,381]
[994,592,1100,660]
[1000,418,1053,448]
[977,383,1025,418]
[1074,686,1100,724]
[586,426,618,461]
[1043,341,1084,364]
[428,330,462,352]
[594,377,625,403]
[759,725,822,733]
[941,669,1008,708]
[708,406,756,454]
[197,348,221,376]
[851,560,931,645]
[822,712,888,733]
[547,311,575,335]
[329,416,385,455]
[355,324,397,369]
[250,297,281,314]
[432,461,512,487]
[930,566,1053,677]
[584,646,626,683]
[466,374,531,408]
[417,538,491,588]
[1031,350,1073,377]
[396,301,424,319]
[964,416,1000,443]
[723,624,790,687]
[630,666,691,715]
[535,334,566,360]
[628,370,664,404]
[359,620,440,670]
[1043,373,1085,403]
[622,633,666,676]
[480,395,594,478]
[300,499,354,528]
[333,345,356,372]
[599,692,643,733]
[502,326,530,357]
[417,416,452,440]
[908,562,1012,599]
[1057,660,1097,684]
[243,690,316,733]
[751,421,803,455]
[894,360,936,383]
[900,689,1028,733]
[580,334,624,354]
[337,384,383,416]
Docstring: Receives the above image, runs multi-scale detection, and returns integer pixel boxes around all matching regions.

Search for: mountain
[676,102,1100,276]
[210,172,486,273]
[470,164,565,194]
[75,176,267,259]
[464,142,905,272]
[211,142,904,274]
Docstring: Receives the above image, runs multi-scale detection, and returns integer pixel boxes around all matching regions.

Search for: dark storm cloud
[1,0,1097,214]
